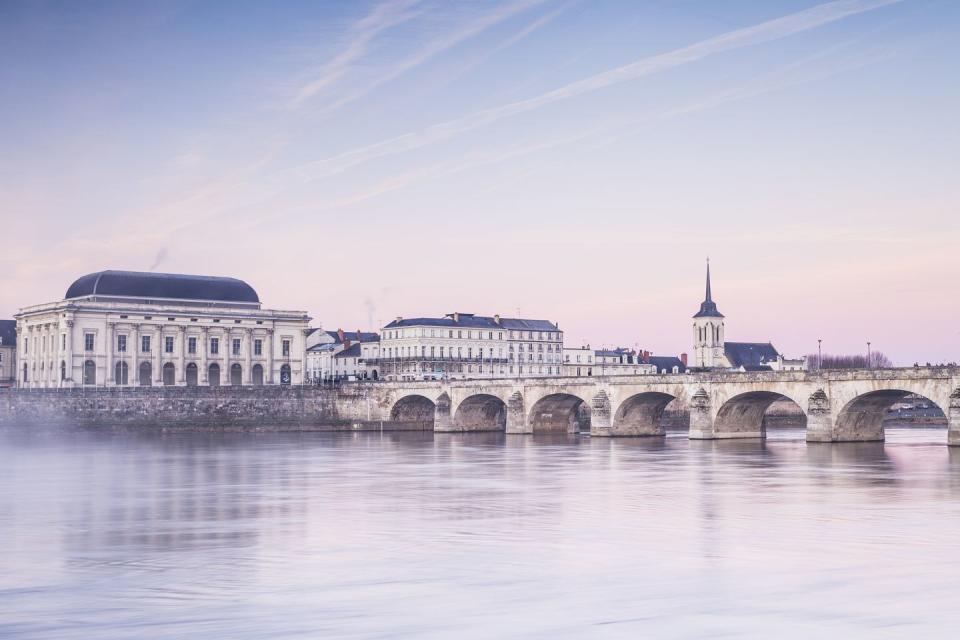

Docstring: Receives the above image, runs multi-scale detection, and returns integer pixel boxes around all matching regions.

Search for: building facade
[374,313,563,381]
[305,329,380,383]
[15,270,310,388]
[692,263,805,372]
[0,320,16,387]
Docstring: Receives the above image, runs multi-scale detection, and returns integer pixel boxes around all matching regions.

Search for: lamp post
[817,339,822,371]
[867,342,872,369]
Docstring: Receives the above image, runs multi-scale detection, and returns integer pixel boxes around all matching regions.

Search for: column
[223,330,231,385]
[244,328,252,385]
[130,324,139,386]
[106,321,114,385]
[153,325,162,385]
[64,320,74,387]
[177,326,186,384]
[266,329,274,384]
[200,327,208,384]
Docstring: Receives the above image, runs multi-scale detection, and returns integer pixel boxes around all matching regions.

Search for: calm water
[2,426,959,639]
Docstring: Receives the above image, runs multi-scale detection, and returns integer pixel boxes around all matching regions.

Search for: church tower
[692,260,725,369]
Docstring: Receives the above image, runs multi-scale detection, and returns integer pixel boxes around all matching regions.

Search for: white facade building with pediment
[15,270,310,388]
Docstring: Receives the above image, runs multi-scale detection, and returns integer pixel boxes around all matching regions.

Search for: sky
[1,0,958,365]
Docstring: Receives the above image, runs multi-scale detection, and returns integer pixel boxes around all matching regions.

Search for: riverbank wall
[0,387,420,431]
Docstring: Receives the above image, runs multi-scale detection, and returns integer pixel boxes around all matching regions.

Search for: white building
[563,346,683,376]
[0,320,16,387]
[305,329,380,383]
[692,263,806,372]
[15,270,311,387]
[375,313,563,381]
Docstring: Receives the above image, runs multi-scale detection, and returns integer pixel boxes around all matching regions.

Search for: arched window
[23,363,28,383]
[230,363,242,386]
[60,361,66,382]
[115,361,128,385]
[139,362,152,387]
[83,360,96,386]
[252,364,264,386]
[280,364,291,385]
[208,363,221,387]
[162,362,175,386]
[186,363,198,386]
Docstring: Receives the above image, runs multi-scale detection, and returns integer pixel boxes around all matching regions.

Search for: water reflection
[0,426,958,638]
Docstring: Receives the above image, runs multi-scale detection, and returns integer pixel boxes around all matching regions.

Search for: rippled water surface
[2,426,959,639]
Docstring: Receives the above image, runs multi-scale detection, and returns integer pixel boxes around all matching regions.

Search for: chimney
[337,328,345,342]
[356,329,362,342]
[680,353,688,367]
[453,312,459,323]
[395,316,402,323]
[494,314,500,325]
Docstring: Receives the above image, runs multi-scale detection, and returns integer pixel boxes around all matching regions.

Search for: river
[1,426,958,638]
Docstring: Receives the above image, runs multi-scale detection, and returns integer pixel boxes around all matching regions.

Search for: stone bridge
[368,367,960,444]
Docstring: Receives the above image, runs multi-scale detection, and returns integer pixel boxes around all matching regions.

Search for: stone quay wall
[0,387,416,432]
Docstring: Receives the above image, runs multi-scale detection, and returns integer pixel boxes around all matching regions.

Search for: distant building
[563,346,686,376]
[691,263,805,372]
[305,328,380,382]
[375,313,563,381]
[0,320,16,387]
[15,270,310,388]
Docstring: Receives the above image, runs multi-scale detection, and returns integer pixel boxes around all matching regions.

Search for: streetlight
[867,341,872,369]
[817,338,822,371]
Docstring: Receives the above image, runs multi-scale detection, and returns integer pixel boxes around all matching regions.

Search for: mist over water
[1,426,959,639]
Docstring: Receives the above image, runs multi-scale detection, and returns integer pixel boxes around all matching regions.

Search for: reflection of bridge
[373,367,960,444]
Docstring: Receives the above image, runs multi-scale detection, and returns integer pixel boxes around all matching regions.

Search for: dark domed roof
[65,270,260,304]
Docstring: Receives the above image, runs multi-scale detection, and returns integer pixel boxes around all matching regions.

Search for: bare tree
[806,352,892,370]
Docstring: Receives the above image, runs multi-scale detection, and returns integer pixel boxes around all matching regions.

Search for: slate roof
[334,343,362,358]
[384,313,558,331]
[0,320,16,347]
[65,270,259,303]
[723,342,780,368]
[647,356,687,373]
[327,330,379,344]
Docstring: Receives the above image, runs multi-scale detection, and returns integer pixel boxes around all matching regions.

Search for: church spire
[693,259,724,318]
[705,258,713,303]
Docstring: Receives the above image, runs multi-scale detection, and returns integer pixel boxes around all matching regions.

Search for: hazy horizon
[2,0,958,364]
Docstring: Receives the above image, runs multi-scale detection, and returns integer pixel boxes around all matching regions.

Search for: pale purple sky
[1,0,958,364]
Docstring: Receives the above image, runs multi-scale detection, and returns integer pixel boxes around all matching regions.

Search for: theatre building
[15,270,310,388]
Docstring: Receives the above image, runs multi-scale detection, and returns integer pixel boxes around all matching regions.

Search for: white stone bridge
[363,367,960,444]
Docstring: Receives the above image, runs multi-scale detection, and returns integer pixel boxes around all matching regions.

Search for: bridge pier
[805,389,834,443]
[687,388,715,439]
[434,392,455,432]
[587,391,613,436]
[949,389,960,446]
[505,391,529,434]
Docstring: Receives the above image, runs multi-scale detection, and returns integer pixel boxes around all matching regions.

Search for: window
[282,340,290,357]
[165,336,174,353]
[117,335,127,353]
[62,334,66,350]
[141,335,151,353]
[84,333,94,351]
[210,338,219,355]
[254,339,262,356]
[232,338,241,356]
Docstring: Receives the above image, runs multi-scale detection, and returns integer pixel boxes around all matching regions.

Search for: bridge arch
[528,393,590,433]
[835,389,947,442]
[454,394,507,431]
[390,394,437,429]
[714,391,807,438]
[612,392,677,436]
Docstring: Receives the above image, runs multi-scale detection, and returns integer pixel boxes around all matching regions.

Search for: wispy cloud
[288,0,904,181]
[313,0,548,116]
[291,0,424,107]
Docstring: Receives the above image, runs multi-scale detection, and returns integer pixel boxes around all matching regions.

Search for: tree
[806,352,892,370]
